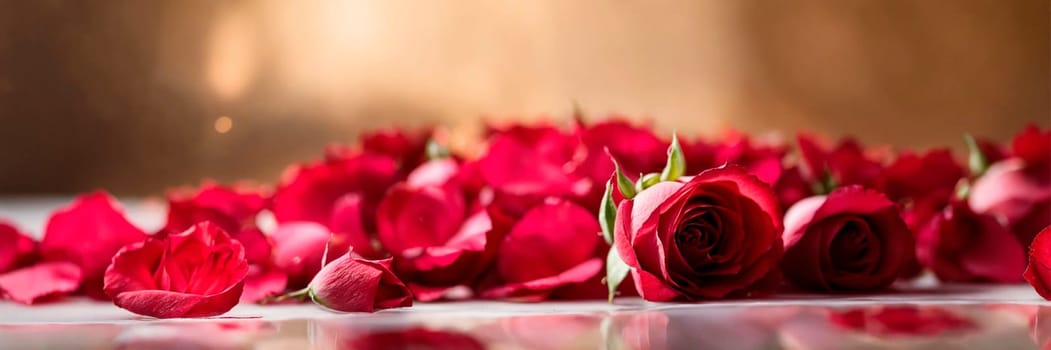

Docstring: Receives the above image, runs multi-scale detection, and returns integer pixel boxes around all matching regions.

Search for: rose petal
[495,200,601,283]
[240,266,288,303]
[272,222,340,288]
[0,262,81,305]
[41,191,146,298]
[0,221,38,273]
[112,284,245,318]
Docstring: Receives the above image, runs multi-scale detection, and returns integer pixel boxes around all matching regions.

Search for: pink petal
[0,262,82,304]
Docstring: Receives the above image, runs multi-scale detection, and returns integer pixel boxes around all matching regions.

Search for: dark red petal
[112,283,245,318]
[0,262,81,305]
[41,191,146,297]
[1011,125,1051,167]
[689,165,782,229]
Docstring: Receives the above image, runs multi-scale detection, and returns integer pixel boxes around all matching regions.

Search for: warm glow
[206,9,258,100]
[214,116,234,134]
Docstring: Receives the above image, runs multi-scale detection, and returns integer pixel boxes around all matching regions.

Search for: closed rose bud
[307,252,413,313]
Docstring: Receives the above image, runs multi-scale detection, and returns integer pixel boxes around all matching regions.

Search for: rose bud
[781,186,914,291]
[377,159,499,301]
[40,191,147,299]
[969,159,1051,248]
[614,165,784,301]
[479,199,605,301]
[306,252,413,313]
[1024,226,1051,300]
[916,201,1026,283]
[271,151,399,255]
[104,222,248,318]
[0,221,38,273]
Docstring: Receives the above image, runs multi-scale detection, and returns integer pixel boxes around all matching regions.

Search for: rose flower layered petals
[0,262,82,304]
[615,166,783,301]
[1024,226,1051,300]
[781,186,914,291]
[308,252,413,312]
[480,199,604,301]
[917,201,1026,283]
[0,221,38,273]
[104,222,248,318]
[41,191,147,299]
[377,160,499,301]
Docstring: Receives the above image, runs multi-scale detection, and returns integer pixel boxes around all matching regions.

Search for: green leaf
[425,139,450,160]
[599,179,618,244]
[612,158,637,199]
[606,248,631,303]
[964,133,989,177]
[635,172,661,193]
[659,133,686,182]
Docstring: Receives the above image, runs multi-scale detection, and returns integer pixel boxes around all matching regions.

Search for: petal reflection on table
[0,303,1046,349]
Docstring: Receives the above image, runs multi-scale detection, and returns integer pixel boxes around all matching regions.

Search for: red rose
[271,151,399,256]
[916,201,1026,283]
[104,222,248,318]
[479,199,605,300]
[165,183,285,302]
[781,186,914,291]
[306,252,413,312]
[1024,226,1051,300]
[614,165,783,301]
[796,133,884,189]
[0,221,37,273]
[376,159,499,301]
[774,166,814,210]
[40,191,147,298]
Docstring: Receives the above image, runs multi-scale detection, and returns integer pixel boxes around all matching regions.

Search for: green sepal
[964,133,989,178]
[599,178,618,244]
[425,139,450,160]
[635,172,661,193]
[659,133,686,182]
[612,158,637,199]
[606,247,631,303]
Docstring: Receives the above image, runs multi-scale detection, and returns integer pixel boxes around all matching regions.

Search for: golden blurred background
[0,0,1047,195]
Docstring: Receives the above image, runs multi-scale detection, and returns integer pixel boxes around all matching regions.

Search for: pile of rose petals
[0,119,1047,319]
